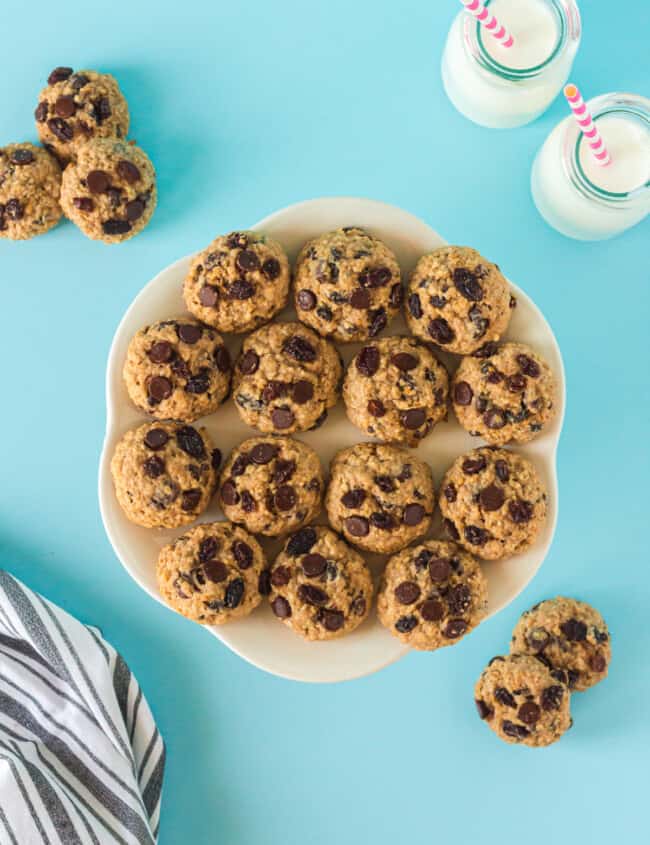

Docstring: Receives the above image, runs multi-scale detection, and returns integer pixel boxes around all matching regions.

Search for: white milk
[441,0,581,128]
[531,93,650,240]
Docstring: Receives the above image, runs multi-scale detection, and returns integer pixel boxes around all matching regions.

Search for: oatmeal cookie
[0,143,62,239]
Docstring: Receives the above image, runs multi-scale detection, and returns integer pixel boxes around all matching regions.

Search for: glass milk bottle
[441,0,581,128]
[531,93,650,240]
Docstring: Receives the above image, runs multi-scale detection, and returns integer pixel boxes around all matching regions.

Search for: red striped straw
[564,84,611,166]
[461,0,514,48]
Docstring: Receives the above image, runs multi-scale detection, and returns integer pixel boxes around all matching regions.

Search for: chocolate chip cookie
[325,442,435,554]
[405,246,514,355]
[60,138,156,242]
[35,67,129,163]
[294,227,402,342]
[232,322,342,434]
[511,597,611,692]
[157,522,266,625]
[452,342,557,445]
[0,143,62,239]
[123,318,232,423]
[266,526,373,640]
[183,230,290,333]
[377,540,487,650]
[110,421,219,528]
[474,654,572,747]
[218,436,323,536]
[343,336,449,447]
[439,447,547,560]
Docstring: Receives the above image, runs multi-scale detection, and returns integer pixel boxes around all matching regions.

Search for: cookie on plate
[439,447,547,560]
[60,138,156,242]
[0,143,62,239]
[342,336,449,447]
[218,436,323,536]
[294,226,402,342]
[452,342,557,445]
[267,526,373,641]
[110,421,219,528]
[183,230,290,333]
[377,540,487,650]
[157,522,266,625]
[511,597,611,692]
[232,322,342,434]
[325,442,434,554]
[35,67,130,162]
[123,318,232,423]
[474,654,572,747]
[405,246,514,355]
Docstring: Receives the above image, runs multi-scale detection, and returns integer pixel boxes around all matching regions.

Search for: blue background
[1,1,648,842]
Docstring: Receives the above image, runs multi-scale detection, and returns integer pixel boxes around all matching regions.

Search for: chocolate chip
[464,525,488,546]
[144,428,168,450]
[484,408,506,429]
[541,685,564,711]
[349,288,370,309]
[494,460,510,482]
[560,618,587,642]
[395,615,418,633]
[370,512,395,530]
[495,687,516,708]
[429,558,451,582]
[228,279,255,299]
[298,584,328,606]
[272,596,291,618]
[147,376,172,403]
[368,308,387,337]
[502,721,529,740]
[283,336,316,363]
[395,581,421,605]
[181,489,202,511]
[10,148,35,166]
[262,257,281,279]
[201,561,227,585]
[453,267,483,301]
[420,599,445,622]
[454,381,473,406]
[176,426,206,459]
[341,489,366,508]
[507,374,527,393]
[211,345,230,373]
[391,352,418,371]
[125,199,145,222]
[286,527,317,556]
[231,454,250,477]
[271,407,294,430]
[86,170,110,194]
[509,500,534,524]
[475,699,493,720]
[318,609,345,631]
[517,355,541,378]
[408,293,422,318]
[518,702,541,724]
[296,289,316,310]
[462,456,487,475]
[590,652,607,672]
[271,566,291,587]
[54,95,76,118]
[356,346,380,377]
[47,118,73,142]
[375,475,395,493]
[444,619,467,638]
[274,485,296,511]
[238,350,259,374]
[250,443,278,464]
[35,102,48,122]
[143,456,165,478]
[367,399,386,417]
[302,554,327,577]
[344,516,369,537]
[400,408,426,430]
[185,371,210,394]
[102,220,131,236]
[479,484,505,511]
[199,285,219,307]
[292,380,314,404]
[273,459,296,484]
[199,537,220,562]
[48,66,73,85]
[403,503,425,526]
[236,249,260,271]
[443,484,457,503]
[428,318,455,345]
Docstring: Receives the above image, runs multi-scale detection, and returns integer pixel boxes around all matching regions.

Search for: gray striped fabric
[0,571,164,844]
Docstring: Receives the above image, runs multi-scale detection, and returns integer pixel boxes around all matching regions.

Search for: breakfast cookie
[452,342,556,445]
[218,436,323,536]
[0,143,62,239]
[60,138,156,242]
[325,442,434,554]
[474,654,572,747]
[232,322,342,434]
[511,597,611,691]
[183,230,290,333]
[439,447,547,560]
[267,526,373,640]
[156,522,266,625]
[123,318,232,423]
[377,540,487,650]
[405,246,514,355]
[343,336,448,447]
[35,67,129,162]
[110,421,219,529]
[294,226,402,342]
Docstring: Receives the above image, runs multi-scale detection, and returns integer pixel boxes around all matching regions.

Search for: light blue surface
[1,1,648,842]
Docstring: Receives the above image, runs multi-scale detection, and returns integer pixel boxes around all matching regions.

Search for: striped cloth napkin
[0,570,165,844]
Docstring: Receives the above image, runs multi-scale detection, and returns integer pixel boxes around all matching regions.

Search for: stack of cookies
[1,66,156,243]
[475,597,611,747]
[110,225,560,646]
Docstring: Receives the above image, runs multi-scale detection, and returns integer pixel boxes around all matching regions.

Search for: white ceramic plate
[98,197,565,683]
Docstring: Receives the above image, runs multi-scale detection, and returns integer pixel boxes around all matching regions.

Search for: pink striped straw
[564,84,611,166]
[461,0,514,48]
